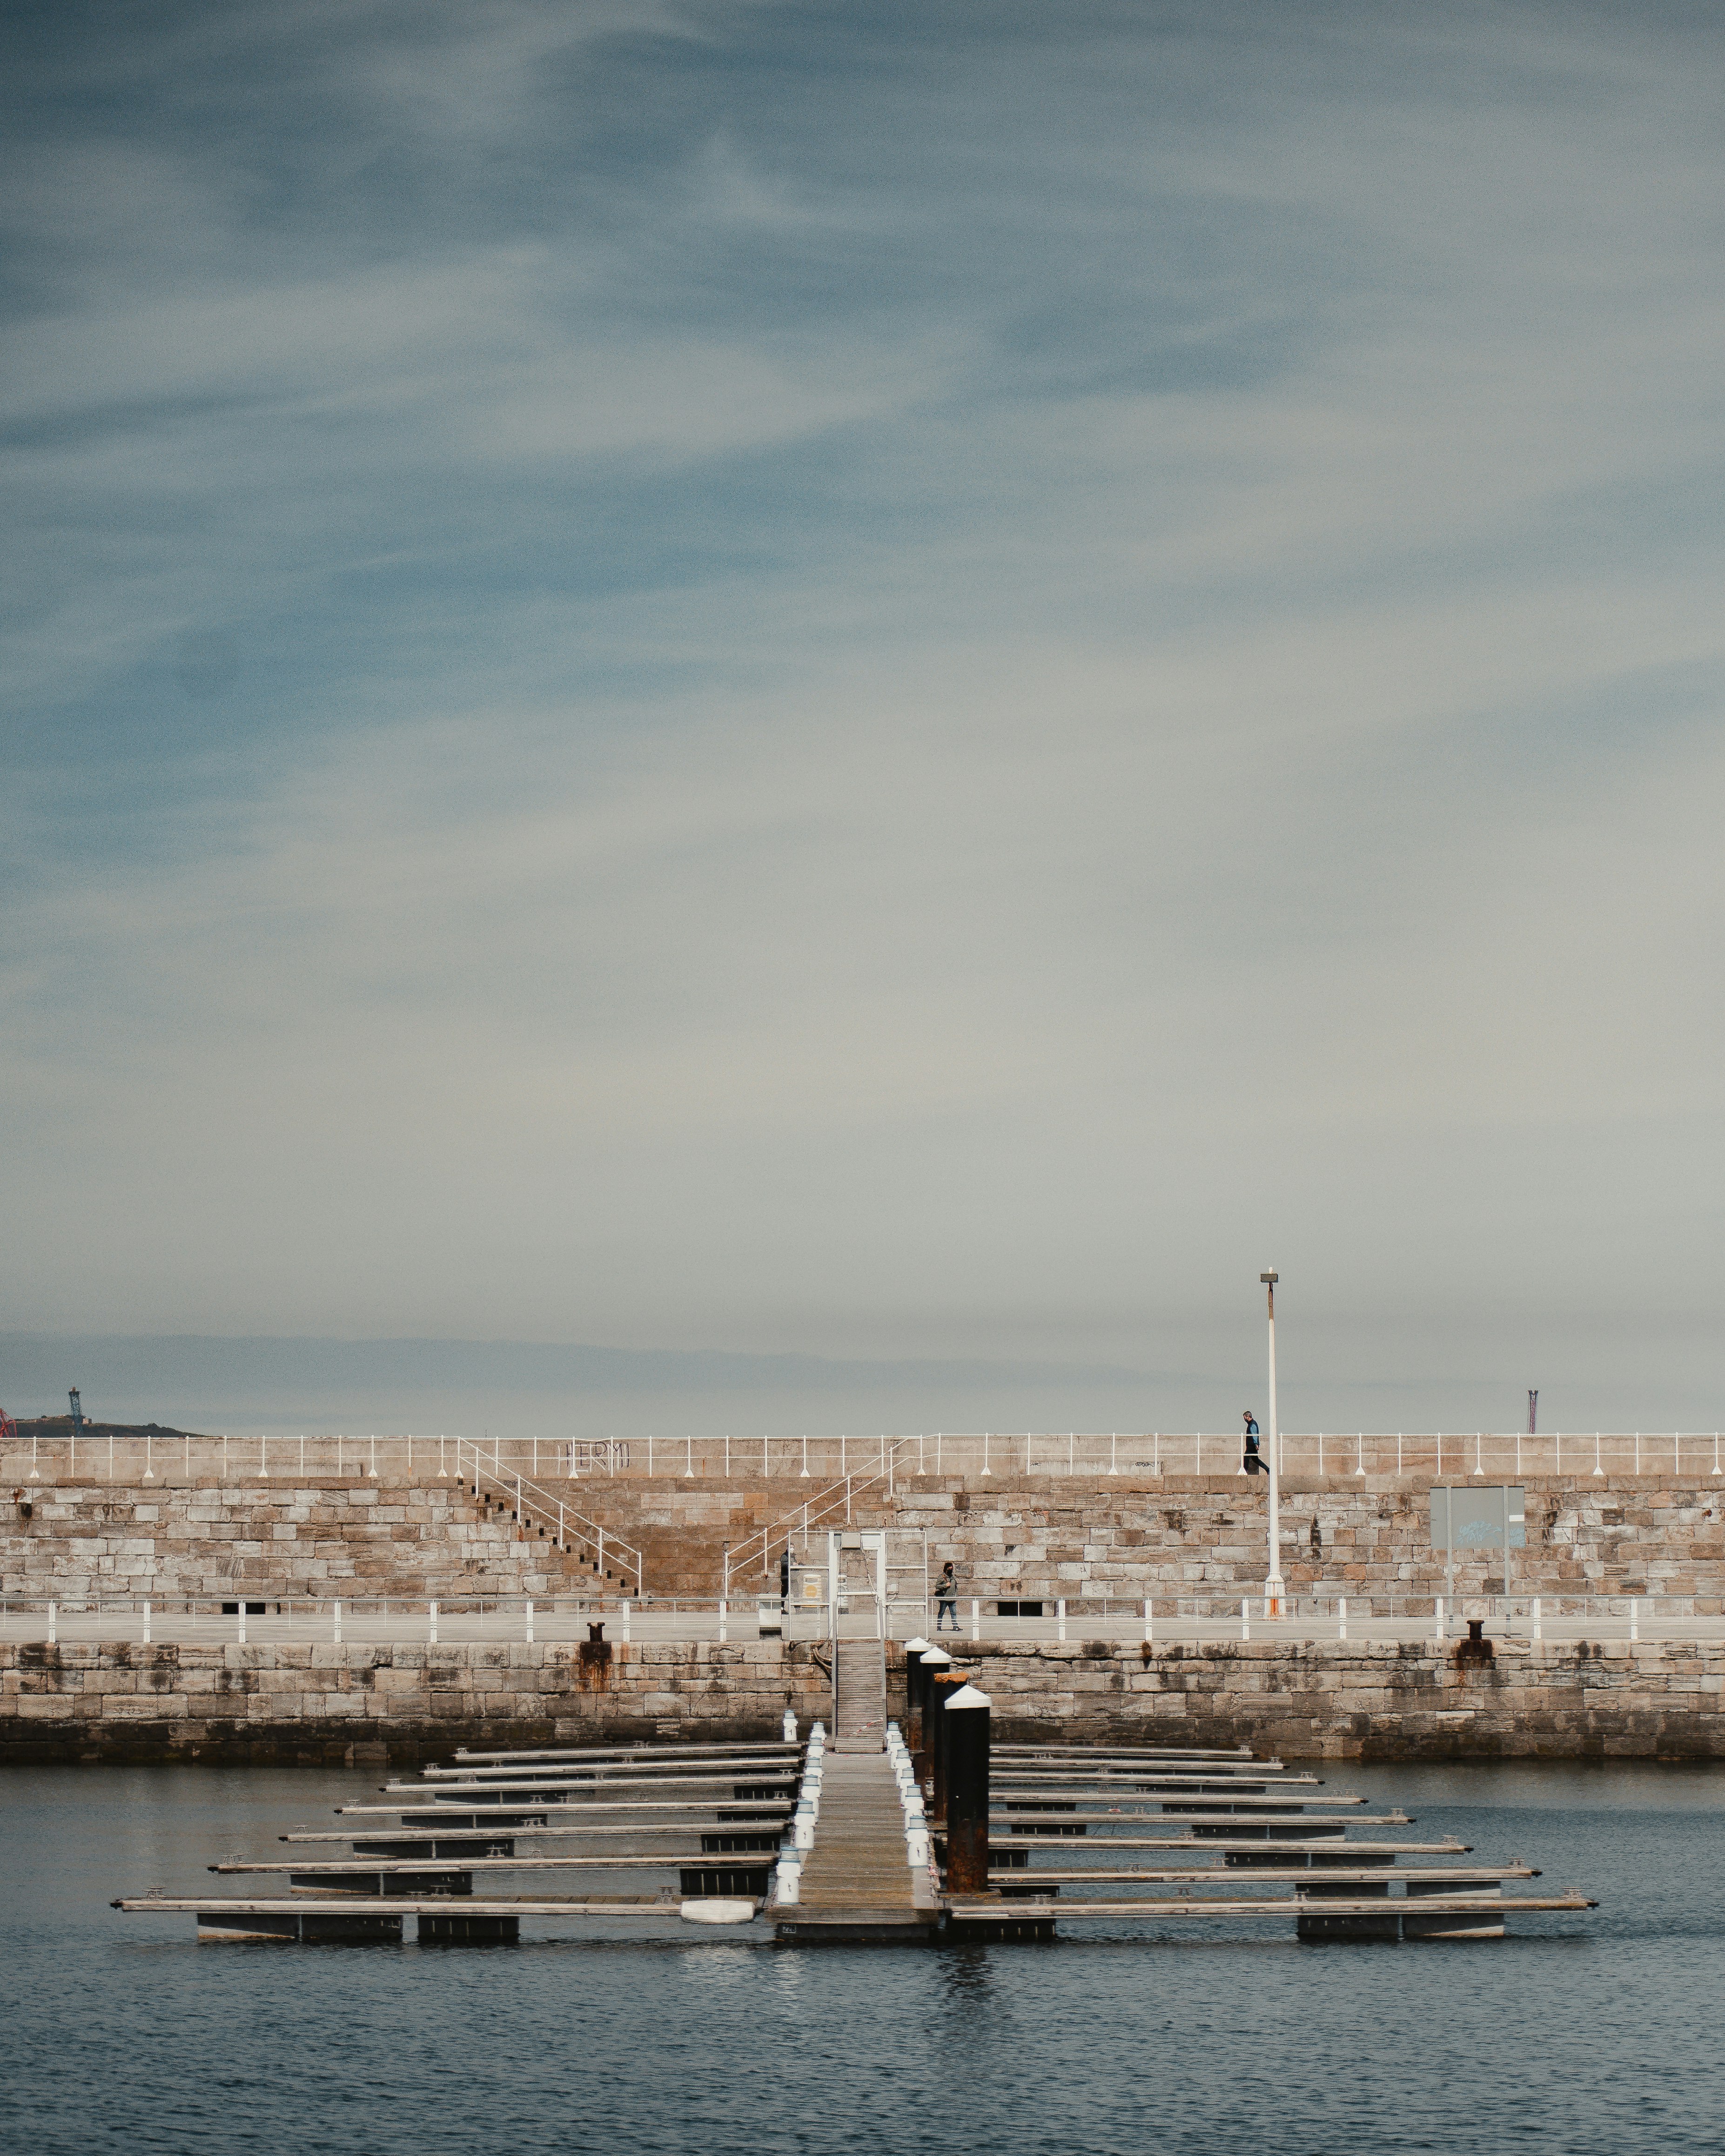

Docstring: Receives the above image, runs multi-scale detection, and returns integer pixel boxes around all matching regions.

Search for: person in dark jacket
[779,1545,792,1609]
[935,1560,960,1631]
[1242,1412,1265,1475]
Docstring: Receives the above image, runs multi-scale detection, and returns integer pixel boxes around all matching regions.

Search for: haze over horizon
[5,4,1723,1437]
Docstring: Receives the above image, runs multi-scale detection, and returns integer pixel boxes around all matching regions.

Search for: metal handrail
[720,1443,918,1599]
[456,1438,644,1596]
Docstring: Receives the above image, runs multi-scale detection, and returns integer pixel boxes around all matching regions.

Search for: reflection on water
[0,1761,1721,2156]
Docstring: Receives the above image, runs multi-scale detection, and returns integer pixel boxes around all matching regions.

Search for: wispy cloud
[2,1,1723,1425]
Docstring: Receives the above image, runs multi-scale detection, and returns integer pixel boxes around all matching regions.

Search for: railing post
[558,1502,564,1549]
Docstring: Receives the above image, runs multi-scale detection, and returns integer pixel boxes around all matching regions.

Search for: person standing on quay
[1242,1411,1264,1474]
[935,1560,960,1631]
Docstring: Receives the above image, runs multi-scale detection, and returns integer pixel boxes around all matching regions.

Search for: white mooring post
[237,1603,247,1646]
[1143,1598,1153,1645]
[1532,1596,1543,1641]
[1432,1595,1444,1645]
[428,1601,437,1645]
[1057,1598,1067,1642]
[970,1598,980,1641]
[621,1598,631,1643]
[718,1599,728,1643]
[332,1599,342,1645]
[1240,1599,1250,1641]
[525,1599,534,1644]
[1338,1597,1347,1641]
[1630,1598,1640,1643]
[48,1601,57,1645]
[142,1600,151,1646]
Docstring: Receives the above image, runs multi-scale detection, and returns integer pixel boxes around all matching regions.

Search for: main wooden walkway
[772,1748,936,1940]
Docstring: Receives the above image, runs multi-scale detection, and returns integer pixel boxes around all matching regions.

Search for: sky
[3,0,1723,1437]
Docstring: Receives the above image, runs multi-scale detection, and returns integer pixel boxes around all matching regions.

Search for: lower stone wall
[3,1636,1720,1766]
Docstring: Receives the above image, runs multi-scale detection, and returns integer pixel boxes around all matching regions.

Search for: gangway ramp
[772,1751,937,1942]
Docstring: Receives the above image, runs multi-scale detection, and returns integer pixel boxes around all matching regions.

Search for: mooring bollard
[930,1667,970,1827]
[915,1646,951,1784]
[47,1600,56,1645]
[1143,1598,1153,1645]
[1338,1597,1347,1642]
[1433,1595,1444,1645]
[621,1599,631,1643]
[718,1597,727,1643]
[1630,1597,1640,1643]
[1533,1596,1543,1642]
[1057,1598,1067,1642]
[332,1599,342,1645]
[1240,1599,1249,1641]
[943,1682,992,1894]
[428,1600,437,1646]
[970,1597,980,1641]
[525,1599,534,1645]
[782,1707,798,1742]
[142,1600,151,1646]
[903,1636,929,1758]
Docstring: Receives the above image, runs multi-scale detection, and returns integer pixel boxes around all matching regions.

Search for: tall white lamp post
[1262,1271,1284,1617]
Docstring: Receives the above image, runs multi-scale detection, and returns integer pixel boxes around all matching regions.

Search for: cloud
[2,1,1724,1423]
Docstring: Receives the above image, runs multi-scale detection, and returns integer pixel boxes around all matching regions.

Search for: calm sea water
[0,1759,1720,2156]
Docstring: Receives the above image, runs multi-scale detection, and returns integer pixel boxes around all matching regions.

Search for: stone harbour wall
[2,1635,1719,1767]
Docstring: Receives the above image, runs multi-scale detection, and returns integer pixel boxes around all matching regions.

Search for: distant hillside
[12,1415,217,1442]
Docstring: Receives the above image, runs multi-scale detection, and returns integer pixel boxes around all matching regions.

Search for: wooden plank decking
[773,1750,936,1939]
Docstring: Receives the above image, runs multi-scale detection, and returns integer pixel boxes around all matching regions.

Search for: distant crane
[69,1387,86,1434]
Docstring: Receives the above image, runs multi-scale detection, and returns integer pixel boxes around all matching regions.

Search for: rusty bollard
[903,1635,930,1760]
[916,1646,951,1789]
[943,1681,992,1896]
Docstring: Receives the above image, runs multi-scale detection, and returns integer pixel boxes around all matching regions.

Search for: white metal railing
[5,1429,1722,1486]
[1,1590,1718,1647]
[455,1439,644,1597]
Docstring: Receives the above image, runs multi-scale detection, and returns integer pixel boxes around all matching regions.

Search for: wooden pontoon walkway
[773,1750,938,1942]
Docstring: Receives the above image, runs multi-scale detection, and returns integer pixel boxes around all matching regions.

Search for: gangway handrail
[456,1438,644,1596]
[721,1442,917,1599]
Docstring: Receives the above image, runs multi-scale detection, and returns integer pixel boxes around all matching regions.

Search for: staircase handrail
[456,1438,644,1596]
[722,1440,916,1598]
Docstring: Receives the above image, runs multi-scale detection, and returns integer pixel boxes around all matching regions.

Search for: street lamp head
[1260,1271,1278,1285]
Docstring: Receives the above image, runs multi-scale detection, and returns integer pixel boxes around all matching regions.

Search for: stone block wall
[2,1634,1718,1765]
[0,1479,585,1602]
[6,1472,1725,1610]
